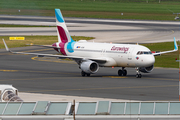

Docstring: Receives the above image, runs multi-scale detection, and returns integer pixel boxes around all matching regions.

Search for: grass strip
[0,0,180,21]
[0,36,94,48]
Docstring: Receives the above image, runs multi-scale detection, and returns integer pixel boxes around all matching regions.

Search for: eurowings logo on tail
[54,9,75,55]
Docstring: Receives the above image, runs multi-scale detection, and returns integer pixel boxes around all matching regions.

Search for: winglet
[152,37,178,56]
[2,39,11,52]
[55,9,64,23]
[174,37,178,51]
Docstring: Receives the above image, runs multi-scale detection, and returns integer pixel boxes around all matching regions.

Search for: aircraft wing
[2,39,107,63]
[152,37,178,56]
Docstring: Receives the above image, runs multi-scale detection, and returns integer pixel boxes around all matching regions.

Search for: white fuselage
[62,41,155,68]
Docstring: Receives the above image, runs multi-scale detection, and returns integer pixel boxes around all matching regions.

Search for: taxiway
[0,47,178,101]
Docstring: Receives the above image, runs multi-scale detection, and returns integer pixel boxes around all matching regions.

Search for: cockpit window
[144,52,149,54]
[137,51,152,55]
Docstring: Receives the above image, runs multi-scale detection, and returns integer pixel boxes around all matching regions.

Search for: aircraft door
[127,47,135,66]
[128,47,134,60]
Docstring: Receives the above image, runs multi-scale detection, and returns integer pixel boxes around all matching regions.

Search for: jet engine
[80,60,99,74]
[139,65,154,73]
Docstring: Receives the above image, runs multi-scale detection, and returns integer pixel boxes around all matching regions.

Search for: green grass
[0,0,179,20]
[0,36,94,48]
[0,35,178,68]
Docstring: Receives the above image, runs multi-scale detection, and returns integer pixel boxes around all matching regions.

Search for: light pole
[173,13,180,20]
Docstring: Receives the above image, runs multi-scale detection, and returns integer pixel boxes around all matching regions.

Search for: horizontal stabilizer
[26,44,60,49]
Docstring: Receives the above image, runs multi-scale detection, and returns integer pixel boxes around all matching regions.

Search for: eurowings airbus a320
[3,9,178,78]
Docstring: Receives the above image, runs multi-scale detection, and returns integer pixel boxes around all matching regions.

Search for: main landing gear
[81,71,90,77]
[118,67,127,76]
[135,67,142,78]
[118,67,142,78]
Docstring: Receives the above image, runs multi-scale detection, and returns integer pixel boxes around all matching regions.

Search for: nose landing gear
[135,67,142,78]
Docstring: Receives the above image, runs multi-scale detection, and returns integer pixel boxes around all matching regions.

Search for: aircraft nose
[148,55,155,66]
[140,55,155,67]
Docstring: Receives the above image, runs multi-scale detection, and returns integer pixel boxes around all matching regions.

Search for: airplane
[2,9,178,78]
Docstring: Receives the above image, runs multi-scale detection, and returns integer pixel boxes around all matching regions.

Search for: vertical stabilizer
[54,9,75,55]
[55,9,72,43]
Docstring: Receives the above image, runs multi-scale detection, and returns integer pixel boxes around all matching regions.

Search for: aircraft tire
[81,71,86,77]
[139,74,142,78]
[136,74,139,78]
[118,70,123,76]
[136,74,142,78]
[122,70,127,76]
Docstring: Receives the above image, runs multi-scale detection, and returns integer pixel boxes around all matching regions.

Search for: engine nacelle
[80,60,99,74]
[139,65,154,73]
